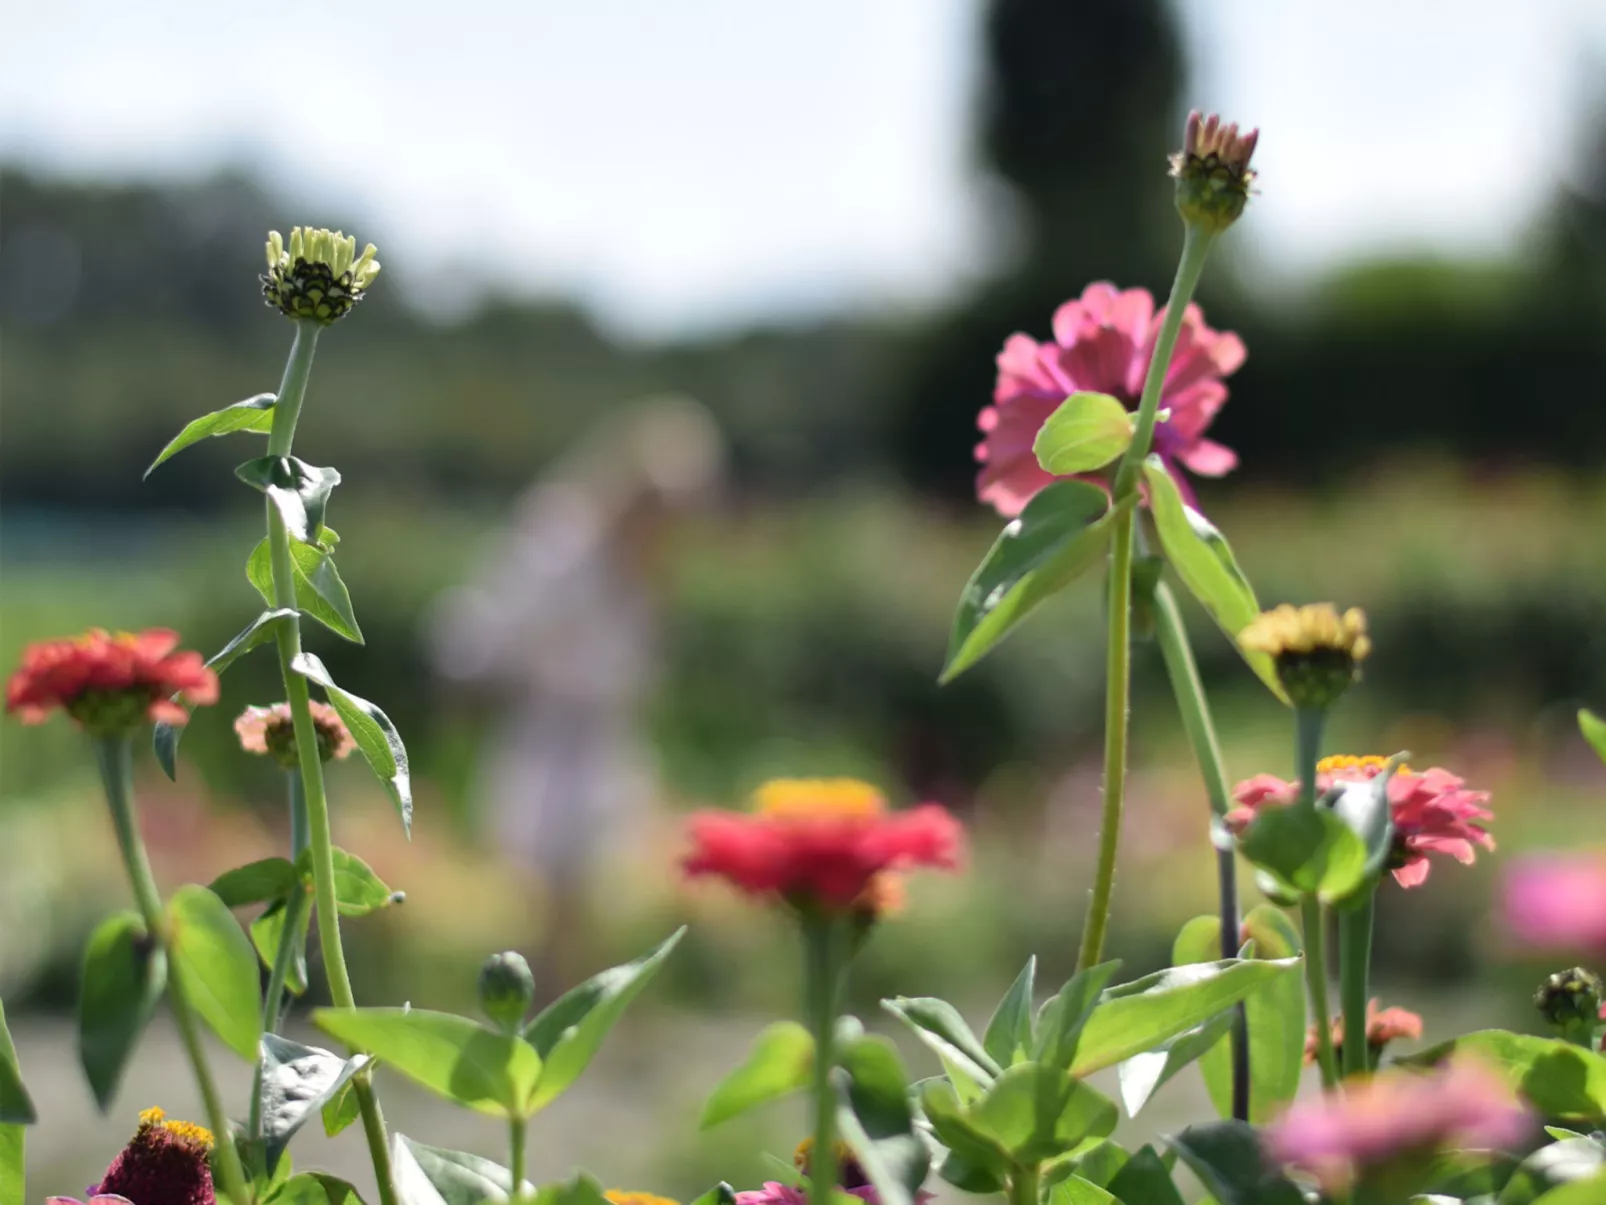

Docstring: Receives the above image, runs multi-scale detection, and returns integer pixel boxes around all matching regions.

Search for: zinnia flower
[1504,853,1606,953]
[1267,1061,1530,1193]
[6,629,218,734]
[1304,998,1422,1068]
[234,700,355,767]
[46,1197,135,1205]
[262,227,380,324]
[683,778,963,910]
[975,282,1243,517]
[88,1106,215,1205]
[1169,110,1260,234]
[1230,755,1493,888]
[1238,604,1370,710]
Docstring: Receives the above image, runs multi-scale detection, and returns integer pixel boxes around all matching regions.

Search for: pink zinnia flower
[975,282,1244,516]
[1304,998,1423,1067]
[46,1198,135,1205]
[1229,755,1494,888]
[234,700,355,767]
[88,1106,215,1205]
[1268,1061,1530,1192]
[1503,852,1606,953]
[6,629,217,733]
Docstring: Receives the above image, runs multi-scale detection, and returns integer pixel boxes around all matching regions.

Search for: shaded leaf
[917,1079,1010,1188]
[0,997,34,1124]
[248,538,364,645]
[145,393,275,477]
[1035,961,1123,1072]
[983,956,1037,1070]
[700,1021,814,1129]
[77,911,166,1111]
[252,896,310,997]
[291,654,411,834]
[1107,1145,1186,1205]
[1499,1135,1606,1204]
[269,1173,367,1204]
[1238,799,1368,906]
[1117,1008,1234,1118]
[167,884,262,1061]
[259,1035,368,1170]
[391,1132,528,1205]
[1402,1030,1606,1123]
[210,857,300,908]
[1033,392,1134,475]
[965,1062,1116,1165]
[883,996,1000,1089]
[322,1071,365,1138]
[236,456,342,545]
[836,1035,928,1205]
[1163,1121,1304,1205]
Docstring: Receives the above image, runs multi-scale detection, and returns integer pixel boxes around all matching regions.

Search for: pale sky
[3,0,1604,337]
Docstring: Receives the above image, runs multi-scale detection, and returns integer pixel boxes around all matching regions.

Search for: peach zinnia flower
[1230,755,1494,888]
[234,700,355,768]
[88,1106,215,1205]
[1304,998,1423,1068]
[683,778,963,909]
[1503,852,1606,954]
[975,281,1244,516]
[6,629,217,733]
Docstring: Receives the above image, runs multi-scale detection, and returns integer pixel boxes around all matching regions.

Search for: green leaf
[390,1132,528,1205]
[836,1035,929,1205]
[1047,1177,1116,1205]
[1070,957,1301,1077]
[145,393,276,478]
[1035,961,1122,1072]
[1327,769,1398,900]
[983,956,1037,1069]
[1189,907,1305,1124]
[700,1020,814,1128]
[917,1079,1011,1188]
[942,481,1120,682]
[267,1173,367,1205]
[248,538,364,645]
[290,654,411,833]
[259,1035,369,1170]
[1238,799,1368,906]
[236,456,342,545]
[322,1069,366,1137]
[521,927,683,1113]
[77,910,167,1111]
[211,858,300,908]
[315,1008,542,1119]
[1580,710,1606,768]
[1033,392,1135,475]
[1067,1139,1128,1189]
[1402,1030,1606,1123]
[883,996,1001,1090]
[686,1185,738,1205]
[965,1062,1117,1165]
[166,884,262,1061]
[1142,457,1283,701]
[531,1173,613,1205]
[1499,1135,1606,1204]
[1117,1006,1234,1118]
[0,1124,21,1205]
[318,846,402,917]
[1163,1121,1305,1205]
[252,896,310,997]
[0,998,34,1125]
[1107,1146,1186,1205]
[1533,1174,1606,1204]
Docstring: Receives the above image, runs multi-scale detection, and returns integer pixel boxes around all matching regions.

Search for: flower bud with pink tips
[1169,110,1259,233]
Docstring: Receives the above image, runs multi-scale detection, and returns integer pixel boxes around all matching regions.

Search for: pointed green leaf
[1580,710,1606,768]
[700,1020,814,1128]
[1327,767,1399,899]
[1034,960,1123,1072]
[1107,1146,1186,1205]
[1401,1030,1606,1123]
[268,1172,367,1205]
[836,1035,928,1205]
[1164,1121,1305,1205]
[0,998,34,1125]
[1117,1007,1234,1119]
[966,1062,1116,1165]
[390,1132,529,1205]
[248,538,364,644]
[1047,1177,1116,1205]
[942,481,1120,682]
[77,911,167,1111]
[1070,957,1301,1077]
[259,1035,369,1170]
[322,1070,366,1137]
[686,1185,738,1205]
[236,456,342,545]
[252,895,310,997]
[145,393,276,478]
[315,1008,541,1119]
[521,927,683,1112]
[167,884,261,1061]
[1142,457,1284,701]
[983,957,1036,1069]
[290,654,410,833]
[917,1079,1010,1188]
[305,846,403,917]
[1238,798,1368,906]
[210,857,300,908]
[1033,392,1135,475]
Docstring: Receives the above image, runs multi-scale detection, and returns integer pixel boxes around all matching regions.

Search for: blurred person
[426,396,725,986]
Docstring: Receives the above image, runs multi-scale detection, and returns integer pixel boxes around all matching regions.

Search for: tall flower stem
[803,914,846,1205]
[1338,893,1376,1080]
[1295,707,1340,1090]
[94,736,250,1205]
[264,320,398,1205]
[1076,225,1217,971]
[509,1117,527,1196]
[1009,1162,1041,1205]
[1152,579,1250,1120]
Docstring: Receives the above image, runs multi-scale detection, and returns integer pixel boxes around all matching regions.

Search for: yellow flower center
[137,1105,213,1151]
[605,1192,679,1205]
[753,778,885,820]
[1317,754,1413,778]
[1239,603,1371,660]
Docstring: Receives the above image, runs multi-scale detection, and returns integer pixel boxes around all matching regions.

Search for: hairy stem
[1339,893,1376,1080]
[95,736,249,1204]
[1295,707,1340,1089]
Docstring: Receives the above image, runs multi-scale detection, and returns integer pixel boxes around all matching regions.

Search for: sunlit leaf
[1033,392,1133,475]
[145,393,276,478]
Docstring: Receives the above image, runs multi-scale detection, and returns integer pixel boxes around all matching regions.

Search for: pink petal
[1176,438,1238,477]
[1392,857,1431,889]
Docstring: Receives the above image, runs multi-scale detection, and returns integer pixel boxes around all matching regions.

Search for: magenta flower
[46,1197,135,1205]
[1267,1061,1531,1192]
[975,282,1244,516]
[735,1186,931,1205]
[1503,852,1606,953]
[1229,755,1495,888]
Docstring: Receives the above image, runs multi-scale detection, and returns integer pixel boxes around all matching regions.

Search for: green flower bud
[261,226,381,324]
[477,951,535,1033]
[1534,966,1604,1034]
[1169,110,1259,234]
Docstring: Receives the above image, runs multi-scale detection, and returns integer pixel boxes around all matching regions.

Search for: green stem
[1294,707,1339,1089]
[1339,893,1376,1080]
[249,774,313,1138]
[1009,1162,1041,1205]
[264,319,398,1205]
[1152,580,1249,1120]
[94,736,249,1205]
[804,915,844,1205]
[509,1116,527,1197]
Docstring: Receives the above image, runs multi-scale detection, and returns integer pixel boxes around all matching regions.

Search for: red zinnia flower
[90,1106,215,1205]
[6,629,217,733]
[683,778,963,909]
[1304,998,1423,1067]
[1229,755,1494,888]
[975,281,1244,516]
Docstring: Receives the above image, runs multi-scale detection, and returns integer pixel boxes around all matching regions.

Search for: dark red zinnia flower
[5,629,217,733]
[683,778,964,909]
[90,1106,215,1205]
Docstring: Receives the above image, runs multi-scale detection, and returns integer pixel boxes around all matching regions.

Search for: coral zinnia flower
[89,1106,215,1205]
[975,282,1243,517]
[6,629,218,734]
[1304,998,1423,1068]
[1267,1061,1529,1193]
[683,778,963,909]
[1503,853,1606,954]
[1229,755,1494,888]
[234,700,355,767]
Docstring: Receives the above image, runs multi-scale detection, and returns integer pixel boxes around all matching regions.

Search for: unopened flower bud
[261,226,381,324]
[1239,603,1370,710]
[1169,110,1259,234]
[1534,967,1604,1033]
[477,951,535,1033]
